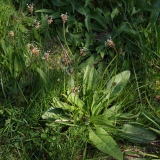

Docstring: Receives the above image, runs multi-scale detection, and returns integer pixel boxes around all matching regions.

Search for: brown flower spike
[27,3,34,14]
[34,21,40,28]
[9,31,14,37]
[80,49,87,56]
[29,45,40,56]
[47,16,53,25]
[106,38,115,48]
[61,13,68,23]
[42,52,50,60]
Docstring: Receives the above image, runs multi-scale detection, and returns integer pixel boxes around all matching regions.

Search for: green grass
[0,0,160,159]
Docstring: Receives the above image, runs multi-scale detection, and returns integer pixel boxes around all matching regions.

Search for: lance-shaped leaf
[105,70,130,101]
[89,128,123,160]
[42,106,74,126]
[63,93,86,111]
[83,65,98,96]
[51,0,66,6]
[42,106,66,120]
[52,97,75,111]
[121,124,157,143]
[89,115,115,129]
[92,71,130,115]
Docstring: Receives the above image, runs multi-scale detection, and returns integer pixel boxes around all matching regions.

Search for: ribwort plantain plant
[42,64,131,160]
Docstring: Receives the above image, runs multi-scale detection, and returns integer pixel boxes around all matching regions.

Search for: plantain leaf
[89,115,114,127]
[90,71,130,115]
[33,28,40,42]
[85,0,91,7]
[66,0,76,12]
[35,9,54,13]
[121,124,157,143]
[84,32,93,48]
[149,0,160,25]
[42,106,73,126]
[18,24,28,33]
[85,15,91,31]
[104,105,121,118]
[52,97,75,111]
[78,54,101,70]
[36,68,47,84]
[42,106,65,120]
[83,65,98,96]
[63,93,85,110]
[90,8,107,29]
[76,4,90,15]
[89,128,123,160]
[51,0,66,6]
[111,8,119,20]
[105,70,130,101]
[156,25,160,55]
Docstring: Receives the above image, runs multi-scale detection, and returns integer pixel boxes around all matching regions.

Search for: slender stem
[0,74,6,98]
[63,22,72,56]
[101,47,118,85]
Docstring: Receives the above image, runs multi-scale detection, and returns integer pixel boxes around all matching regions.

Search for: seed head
[61,13,68,23]
[9,31,14,37]
[27,3,34,13]
[42,51,50,60]
[80,48,87,56]
[47,16,53,24]
[29,45,40,56]
[71,86,79,95]
[105,37,115,48]
[33,21,40,28]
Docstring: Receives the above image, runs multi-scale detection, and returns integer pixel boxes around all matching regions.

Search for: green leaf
[85,15,91,31]
[52,97,75,111]
[67,76,75,91]
[90,115,114,127]
[76,4,90,15]
[134,158,151,160]
[83,65,97,96]
[89,128,123,160]
[111,23,127,38]
[69,33,84,46]
[105,70,130,101]
[156,25,160,55]
[90,8,107,29]
[85,0,91,7]
[36,68,47,84]
[33,28,40,42]
[119,113,139,119]
[51,0,67,6]
[111,8,119,20]
[66,0,76,12]
[84,32,93,48]
[63,93,85,110]
[42,106,65,120]
[42,106,74,126]
[92,71,130,116]
[150,0,160,23]
[149,127,160,136]
[18,24,28,33]
[52,12,61,19]
[35,9,54,13]
[104,105,121,118]
[78,54,101,70]
[121,124,157,143]
[96,45,105,58]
